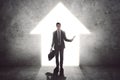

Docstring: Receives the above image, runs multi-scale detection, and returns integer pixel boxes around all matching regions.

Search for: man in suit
[51,22,75,76]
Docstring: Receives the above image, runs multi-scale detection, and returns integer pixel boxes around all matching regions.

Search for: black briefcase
[48,50,56,61]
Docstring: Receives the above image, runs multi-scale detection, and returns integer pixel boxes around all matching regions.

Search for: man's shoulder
[53,30,57,33]
[53,30,57,35]
[61,30,65,34]
[61,30,65,33]
[53,30,65,34]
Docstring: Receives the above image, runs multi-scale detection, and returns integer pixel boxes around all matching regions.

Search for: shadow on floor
[45,68,66,80]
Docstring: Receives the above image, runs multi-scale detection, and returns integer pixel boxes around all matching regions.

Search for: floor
[0,66,120,80]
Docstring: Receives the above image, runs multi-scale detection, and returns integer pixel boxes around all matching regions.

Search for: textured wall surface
[0,0,120,67]
[79,0,120,66]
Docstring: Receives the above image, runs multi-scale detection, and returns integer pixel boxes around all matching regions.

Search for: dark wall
[0,0,120,67]
[0,0,43,66]
[78,0,120,66]
[0,0,60,67]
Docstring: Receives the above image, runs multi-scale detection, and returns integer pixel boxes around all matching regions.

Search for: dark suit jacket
[51,30,72,49]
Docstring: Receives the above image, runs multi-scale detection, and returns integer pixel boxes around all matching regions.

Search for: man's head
[56,22,61,30]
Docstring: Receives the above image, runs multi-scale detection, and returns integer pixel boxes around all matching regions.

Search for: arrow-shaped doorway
[30,2,90,66]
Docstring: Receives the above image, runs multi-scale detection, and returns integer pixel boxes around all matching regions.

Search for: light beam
[30,2,90,66]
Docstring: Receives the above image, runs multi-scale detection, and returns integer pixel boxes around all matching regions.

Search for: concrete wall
[78,0,120,66]
[0,0,120,67]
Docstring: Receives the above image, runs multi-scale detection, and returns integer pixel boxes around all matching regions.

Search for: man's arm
[64,32,73,42]
[51,32,55,48]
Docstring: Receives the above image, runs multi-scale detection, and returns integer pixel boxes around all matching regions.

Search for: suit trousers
[55,45,64,68]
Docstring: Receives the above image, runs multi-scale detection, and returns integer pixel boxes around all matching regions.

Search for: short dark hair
[56,22,61,26]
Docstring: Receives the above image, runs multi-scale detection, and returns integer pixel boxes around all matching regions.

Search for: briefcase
[48,50,56,61]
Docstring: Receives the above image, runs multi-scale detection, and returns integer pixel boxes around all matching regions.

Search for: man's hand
[50,46,54,51]
[71,36,76,41]
[50,47,53,52]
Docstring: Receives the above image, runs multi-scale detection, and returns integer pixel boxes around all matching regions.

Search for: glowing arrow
[30,2,91,66]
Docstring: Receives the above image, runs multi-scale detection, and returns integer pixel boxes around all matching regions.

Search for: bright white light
[30,2,90,66]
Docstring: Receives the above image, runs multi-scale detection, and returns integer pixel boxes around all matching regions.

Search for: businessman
[51,22,75,76]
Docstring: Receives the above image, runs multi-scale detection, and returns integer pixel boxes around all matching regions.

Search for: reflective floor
[0,66,120,80]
